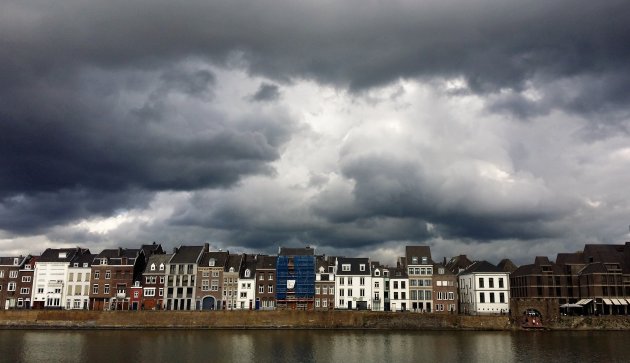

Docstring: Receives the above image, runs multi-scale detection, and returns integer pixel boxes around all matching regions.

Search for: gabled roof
[433,262,456,276]
[405,246,433,265]
[446,254,474,273]
[460,260,505,275]
[71,251,95,267]
[169,245,204,264]
[0,256,29,266]
[39,248,88,263]
[498,258,518,273]
[279,246,315,256]
[144,254,173,273]
[93,248,141,266]
[239,255,257,278]
[336,257,371,276]
[388,266,408,279]
[200,251,229,268]
[256,255,277,270]
[225,254,242,273]
[578,262,608,275]
[555,252,584,265]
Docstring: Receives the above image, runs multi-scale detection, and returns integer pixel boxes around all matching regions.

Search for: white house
[388,266,410,312]
[334,257,372,310]
[65,252,94,310]
[370,262,387,311]
[458,260,510,315]
[32,248,89,309]
[236,255,256,310]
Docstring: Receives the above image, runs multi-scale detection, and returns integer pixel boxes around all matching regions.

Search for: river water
[0,329,627,363]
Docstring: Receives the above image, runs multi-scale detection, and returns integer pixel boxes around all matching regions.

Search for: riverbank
[1,310,629,330]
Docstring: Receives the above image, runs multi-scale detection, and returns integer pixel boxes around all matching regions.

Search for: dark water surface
[0,329,627,363]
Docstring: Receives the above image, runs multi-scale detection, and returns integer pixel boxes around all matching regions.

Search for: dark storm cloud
[249,83,281,102]
[3,0,629,116]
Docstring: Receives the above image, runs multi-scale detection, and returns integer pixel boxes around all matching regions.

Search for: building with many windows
[142,253,172,310]
[388,266,409,312]
[256,255,277,310]
[0,255,32,309]
[32,248,90,309]
[197,251,228,310]
[432,263,458,314]
[165,245,205,310]
[335,257,371,310]
[276,247,315,310]
[458,261,509,315]
[65,252,94,310]
[404,246,434,312]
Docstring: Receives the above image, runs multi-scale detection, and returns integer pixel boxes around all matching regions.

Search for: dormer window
[421,257,428,264]
[209,258,215,267]
[412,257,418,264]
[101,258,107,265]
[13,258,19,265]
[245,269,251,278]
[319,266,325,273]
[83,263,88,267]
[375,270,380,276]
[384,271,389,277]
[25,265,31,270]
[150,263,156,271]
[159,263,164,271]
[342,264,351,271]
[73,263,79,267]
[229,267,235,273]
[359,264,366,271]
[438,268,445,275]
[59,252,67,259]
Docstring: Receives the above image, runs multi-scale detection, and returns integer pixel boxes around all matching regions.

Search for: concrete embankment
[1,310,629,330]
[0,310,511,330]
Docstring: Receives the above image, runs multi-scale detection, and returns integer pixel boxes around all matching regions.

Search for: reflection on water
[1,329,628,363]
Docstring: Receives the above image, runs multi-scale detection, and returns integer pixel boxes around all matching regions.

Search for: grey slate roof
[405,246,433,265]
[388,266,408,278]
[93,248,141,266]
[460,260,505,274]
[39,248,88,263]
[256,255,277,270]
[279,247,315,256]
[239,255,257,278]
[169,245,204,264]
[336,257,371,276]
[199,251,229,268]
[225,254,243,273]
[144,254,173,273]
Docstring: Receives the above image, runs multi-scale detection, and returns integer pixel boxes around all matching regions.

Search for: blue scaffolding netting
[276,255,315,299]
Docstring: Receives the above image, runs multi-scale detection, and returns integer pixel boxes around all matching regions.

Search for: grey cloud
[2,0,629,116]
[249,83,281,102]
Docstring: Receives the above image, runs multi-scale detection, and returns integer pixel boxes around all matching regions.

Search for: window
[359,264,365,271]
[348,289,353,297]
[360,288,365,297]
[339,277,345,285]
[73,263,79,267]
[269,273,273,281]
[202,271,210,278]
[92,284,99,294]
[348,277,353,285]
[479,292,485,303]
[20,287,30,294]
[202,280,210,291]
[499,278,504,288]
[448,292,454,300]
[315,286,320,294]
[342,264,350,271]
[8,282,16,291]
[160,276,165,284]
[133,291,139,298]
[268,285,273,293]
[0,271,4,278]
[478,278,484,288]
[393,281,398,289]
[401,281,406,289]
[360,277,365,286]
[499,293,505,303]
[323,287,328,295]
[329,287,334,295]
[144,288,156,296]
[150,263,156,271]
[209,258,215,267]
[25,264,32,270]
[105,270,111,279]
[259,274,264,280]
[240,292,247,298]
[412,257,418,264]
[322,299,328,308]
[159,263,165,271]
[9,271,18,278]
[159,288,164,296]
[259,285,264,293]
[438,268,445,275]
[374,281,380,288]
[375,270,380,276]
[489,278,494,288]
[244,269,251,278]
[490,293,495,303]
[22,276,31,283]
[104,284,110,294]
[101,258,107,265]
[94,271,100,279]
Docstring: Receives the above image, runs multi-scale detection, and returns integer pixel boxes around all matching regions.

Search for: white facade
[65,263,91,309]
[32,259,70,309]
[370,267,386,311]
[334,259,372,310]
[389,275,410,312]
[236,268,256,310]
[459,271,510,314]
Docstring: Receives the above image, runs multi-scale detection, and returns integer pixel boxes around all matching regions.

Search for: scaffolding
[276,255,315,309]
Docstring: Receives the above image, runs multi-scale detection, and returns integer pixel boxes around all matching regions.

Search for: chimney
[118,247,123,257]
[173,247,178,254]
[204,243,209,252]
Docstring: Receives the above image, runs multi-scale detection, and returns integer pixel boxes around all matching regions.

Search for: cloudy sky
[2,0,630,265]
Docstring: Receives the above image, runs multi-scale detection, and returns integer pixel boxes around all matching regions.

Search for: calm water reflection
[0,329,628,363]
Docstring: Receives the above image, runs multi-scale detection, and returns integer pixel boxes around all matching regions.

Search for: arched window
[245,269,251,278]
[375,269,380,276]
[159,263,164,271]
[150,263,156,271]
[209,258,215,267]
[229,267,234,273]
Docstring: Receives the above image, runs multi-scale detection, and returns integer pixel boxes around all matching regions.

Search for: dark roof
[199,251,229,268]
[279,247,315,256]
[169,245,204,264]
[445,255,473,273]
[225,254,243,272]
[460,260,505,274]
[583,244,625,264]
[140,242,164,259]
[555,252,584,265]
[39,248,88,263]
[433,262,456,276]
[579,262,608,275]
[240,255,257,278]
[498,258,518,273]
[71,252,95,267]
[405,246,433,265]
[0,256,29,266]
[144,254,173,273]
[336,257,371,276]
[93,248,141,266]
[256,255,277,270]
[388,266,408,278]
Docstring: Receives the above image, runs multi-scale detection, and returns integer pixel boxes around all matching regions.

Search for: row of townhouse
[7,241,630,316]
[0,244,507,314]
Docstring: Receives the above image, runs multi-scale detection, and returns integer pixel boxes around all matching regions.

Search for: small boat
[521,309,545,329]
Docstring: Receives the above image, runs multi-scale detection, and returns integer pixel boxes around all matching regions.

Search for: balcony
[116,291,126,299]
